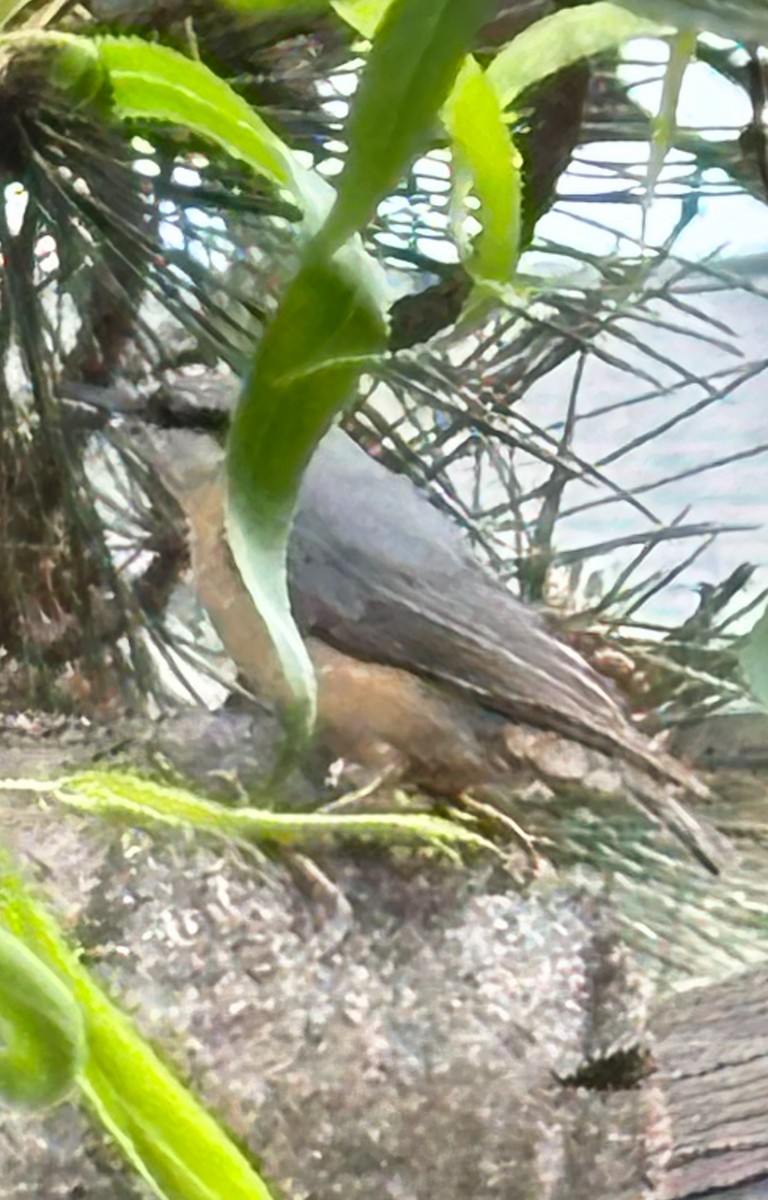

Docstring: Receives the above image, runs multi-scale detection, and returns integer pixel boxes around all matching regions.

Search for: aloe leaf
[226,251,388,732]
[223,0,500,727]
[0,32,331,223]
[97,38,305,196]
[330,0,391,37]
[486,1,667,111]
[0,926,86,1110]
[0,858,276,1200]
[443,56,522,282]
[321,0,498,252]
[332,1,519,284]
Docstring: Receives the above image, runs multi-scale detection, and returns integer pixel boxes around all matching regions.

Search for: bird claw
[455,793,546,883]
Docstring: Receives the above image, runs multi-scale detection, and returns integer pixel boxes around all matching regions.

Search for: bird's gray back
[292,428,633,754]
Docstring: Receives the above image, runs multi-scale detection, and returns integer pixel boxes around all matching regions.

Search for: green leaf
[47,35,108,107]
[643,29,696,222]
[486,1,668,111]
[330,0,392,38]
[0,33,331,221]
[443,56,522,282]
[223,0,495,728]
[34,769,494,856]
[334,0,522,280]
[96,35,336,233]
[321,0,498,252]
[740,603,768,710]
[226,251,388,732]
[96,38,296,191]
[0,857,276,1200]
[0,927,86,1110]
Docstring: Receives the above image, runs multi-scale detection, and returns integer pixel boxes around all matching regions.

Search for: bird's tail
[501,724,729,875]
[620,765,729,875]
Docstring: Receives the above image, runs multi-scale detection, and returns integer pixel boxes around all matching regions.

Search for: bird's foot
[455,792,545,883]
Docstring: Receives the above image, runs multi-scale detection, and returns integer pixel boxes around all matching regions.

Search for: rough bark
[651,966,768,1200]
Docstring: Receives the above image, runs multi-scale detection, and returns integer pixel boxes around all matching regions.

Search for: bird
[60,372,728,873]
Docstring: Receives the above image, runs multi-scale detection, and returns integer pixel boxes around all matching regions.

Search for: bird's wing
[291,428,665,775]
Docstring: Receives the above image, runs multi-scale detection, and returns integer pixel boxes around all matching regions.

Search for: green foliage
[227,0,499,734]
[50,769,494,855]
[333,0,524,281]
[319,0,497,253]
[336,0,527,282]
[0,927,86,1110]
[486,2,665,109]
[0,2,680,738]
[227,254,389,733]
[443,57,522,283]
[97,37,305,201]
[0,854,277,1200]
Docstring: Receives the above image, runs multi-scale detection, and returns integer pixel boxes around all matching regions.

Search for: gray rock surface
[0,715,656,1200]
